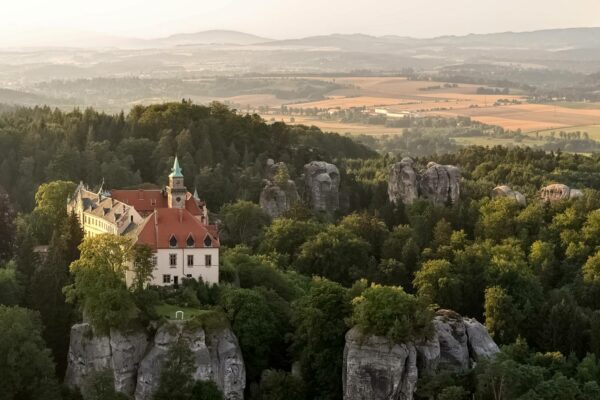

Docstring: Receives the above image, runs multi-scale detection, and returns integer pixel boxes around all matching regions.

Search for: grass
[155,304,230,333]
[155,304,206,320]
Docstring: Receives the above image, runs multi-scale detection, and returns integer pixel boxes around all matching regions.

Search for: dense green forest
[6,102,600,399]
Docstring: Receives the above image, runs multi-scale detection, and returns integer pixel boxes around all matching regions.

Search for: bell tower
[167,156,187,209]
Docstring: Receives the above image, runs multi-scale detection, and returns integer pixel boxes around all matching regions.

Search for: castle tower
[167,156,187,209]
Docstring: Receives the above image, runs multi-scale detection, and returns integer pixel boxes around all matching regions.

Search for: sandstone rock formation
[492,185,527,206]
[540,183,583,202]
[65,322,245,400]
[304,161,340,212]
[343,327,418,400]
[387,159,461,206]
[343,310,498,400]
[65,323,148,397]
[419,162,461,206]
[388,157,418,205]
[259,160,300,218]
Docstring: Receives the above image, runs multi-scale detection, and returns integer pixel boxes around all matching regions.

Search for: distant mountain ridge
[2,27,598,50]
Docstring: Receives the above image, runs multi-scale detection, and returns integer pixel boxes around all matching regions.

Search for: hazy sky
[1,0,599,44]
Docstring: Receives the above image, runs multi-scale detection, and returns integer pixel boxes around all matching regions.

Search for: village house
[67,157,220,286]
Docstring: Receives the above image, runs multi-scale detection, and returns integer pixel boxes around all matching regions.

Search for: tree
[219,287,279,384]
[0,266,22,306]
[154,339,196,400]
[132,244,155,292]
[291,278,351,400]
[295,225,373,286]
[351,284,433,343]
[191,381,223,400]
[0,191,15,263]
[0,305,61,400]
[64,234,138,333]
[83,368,128,400]
[31,180,77,243]
[484,286,522,344]
[339,212,389,258]
[254,370,306,400]
[220,200,270,246]
[259,218,322,264]
[413,259,462,311]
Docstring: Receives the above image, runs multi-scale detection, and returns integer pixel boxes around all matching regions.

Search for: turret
[167,156,187,209]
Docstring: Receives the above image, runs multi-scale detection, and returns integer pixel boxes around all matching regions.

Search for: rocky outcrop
[65,322,245,400]
[540,183,583,202]
[65,324,149,397]
[419,162,461,206]
[259,160,300,218]
[343,310,498,400]
[388,158,418,205]
[343,327,418,400]
[492,185,526,206]
[387,159,461,206]
[136,322,245,400]
[304,161,340,213]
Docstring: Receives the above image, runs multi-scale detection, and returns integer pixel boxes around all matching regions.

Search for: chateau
[67,157,220,286]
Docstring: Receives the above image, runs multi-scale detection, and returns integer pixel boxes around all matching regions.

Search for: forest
[5,102,600,400]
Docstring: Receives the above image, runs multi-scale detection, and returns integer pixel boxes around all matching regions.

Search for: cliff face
[343,310,499,400]
[65,321,245,400]
[259,160,300,218]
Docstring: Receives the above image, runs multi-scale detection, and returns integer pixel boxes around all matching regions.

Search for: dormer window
[203,235,212,248]
[186,234,195,248]
[169,235,177,248]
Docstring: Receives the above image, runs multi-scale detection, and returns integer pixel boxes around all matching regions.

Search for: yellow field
[264,114,403,135]
[279,77,600,134]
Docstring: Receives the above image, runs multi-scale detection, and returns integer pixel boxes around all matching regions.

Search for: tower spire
[169,156,183,178]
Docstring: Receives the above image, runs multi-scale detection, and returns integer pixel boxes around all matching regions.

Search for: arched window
[186,234,195,248]
[203,235,212,248]
[169,235,177,248]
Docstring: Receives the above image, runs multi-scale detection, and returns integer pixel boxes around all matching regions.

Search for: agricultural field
[262,77,600,135]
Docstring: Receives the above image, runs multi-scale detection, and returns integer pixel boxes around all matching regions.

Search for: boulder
[304,161,340,213]
[540,183,583,202]
[65,321,245,400]
[492,185,526,206]
[65,323,148,397]
[343,310,499,400]
[343,327,418,400]
[388,157,418,205]
[419,162,461,206]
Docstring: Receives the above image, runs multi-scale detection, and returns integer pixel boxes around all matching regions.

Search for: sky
[0,0,599,45]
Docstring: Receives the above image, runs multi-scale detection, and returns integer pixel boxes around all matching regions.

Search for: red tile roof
[135,208,220,250]
[111,189,203,216]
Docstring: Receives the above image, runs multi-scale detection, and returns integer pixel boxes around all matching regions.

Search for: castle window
[163,274,171,284]
[169,235,177,248]
[186,234,195,248]
[204,235,212,247]
[169,254,177,266]
[205,255,212,266]
[187,255,194,266]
